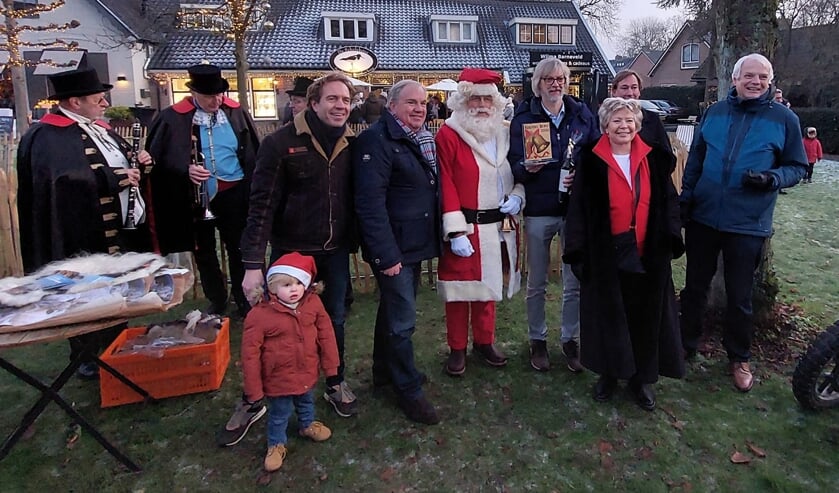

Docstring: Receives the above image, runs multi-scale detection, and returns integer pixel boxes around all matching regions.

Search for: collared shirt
[390,110,437,173]
[541,101,565,129]
[192,106,243,199]
[60,107,145,224]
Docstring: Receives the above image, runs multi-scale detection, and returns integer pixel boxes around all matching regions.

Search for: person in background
[436,68,525,376]
[282,76,314,125]
[774,88,791,108]
[508,57,600,373]
[146,64,259,318]
[241,253,339,473]
[680,54,807,392]
[426,94,448,121]
[563,98,685,411]
[802,127,823,183]
[353,80,441,424]
[361,89,387,124]
[17,68,153,379]
[610,70,672,154]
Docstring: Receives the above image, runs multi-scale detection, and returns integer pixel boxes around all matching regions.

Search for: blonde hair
[597,98,643,133]
[267,273,300,294]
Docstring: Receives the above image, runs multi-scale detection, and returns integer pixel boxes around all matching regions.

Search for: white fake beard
[455,107,502,143]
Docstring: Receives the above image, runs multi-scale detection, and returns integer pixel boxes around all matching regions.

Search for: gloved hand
[450,235,474,257]
[742,169,777,191]
[499,195,522,215]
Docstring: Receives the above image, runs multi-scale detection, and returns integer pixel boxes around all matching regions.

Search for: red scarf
[592,135,652,255]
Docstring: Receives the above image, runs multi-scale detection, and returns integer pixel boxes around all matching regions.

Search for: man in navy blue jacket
[353,80,441,425]
[680,53,807,392]
[508,58,600,373]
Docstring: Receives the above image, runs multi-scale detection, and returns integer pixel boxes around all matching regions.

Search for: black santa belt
[462,207,505,224]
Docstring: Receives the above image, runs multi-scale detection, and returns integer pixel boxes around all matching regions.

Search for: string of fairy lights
[0,0,80,68]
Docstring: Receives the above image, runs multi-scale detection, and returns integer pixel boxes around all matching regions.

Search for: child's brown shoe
[299,421,332,442]
[264,444,287,472]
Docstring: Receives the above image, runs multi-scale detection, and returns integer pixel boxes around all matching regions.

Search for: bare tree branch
[616,16,681,56]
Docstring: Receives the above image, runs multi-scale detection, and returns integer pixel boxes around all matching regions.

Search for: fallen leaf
[730,451,751,464]
[256,472,272,485]
[501,386,513,404]
[598,439,613,454]
[319,473,328,481]
[671,420,686,431]
[65,423,81,449]
[746,442,766,458]
[546,431,559,439]
[635,446,654,460]
[380,467,395,482]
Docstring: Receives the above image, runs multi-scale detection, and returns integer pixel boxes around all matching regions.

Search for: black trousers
[194,181,248,309]
[679,222,765,362]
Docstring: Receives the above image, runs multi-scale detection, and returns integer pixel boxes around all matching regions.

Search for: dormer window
[430,15,478,44]
[511,17,577,46]
[323,12,375,42]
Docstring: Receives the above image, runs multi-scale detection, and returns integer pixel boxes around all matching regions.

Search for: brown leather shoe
[398,395,440,425]
[730,362,754,392]
[472,343,508,367]
[562,340,584,373]
[529,339,550,371]
[445,349,466,376]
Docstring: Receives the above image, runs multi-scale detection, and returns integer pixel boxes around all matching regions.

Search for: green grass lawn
[1,162,838,492]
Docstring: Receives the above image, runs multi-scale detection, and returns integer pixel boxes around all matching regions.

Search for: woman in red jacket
[240,252,340,472]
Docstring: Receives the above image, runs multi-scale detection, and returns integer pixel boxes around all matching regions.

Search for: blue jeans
[271,246,350,384]
[266,390,315,447]
[680,222,766,362]
[524,216,580,343]
[372,263,425,400]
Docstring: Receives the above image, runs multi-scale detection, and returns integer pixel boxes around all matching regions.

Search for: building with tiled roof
[137,0,613,120]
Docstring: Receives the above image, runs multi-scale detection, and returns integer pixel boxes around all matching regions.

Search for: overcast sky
[597,0,686,58]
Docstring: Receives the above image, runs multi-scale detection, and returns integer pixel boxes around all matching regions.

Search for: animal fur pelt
[0,252,168,307]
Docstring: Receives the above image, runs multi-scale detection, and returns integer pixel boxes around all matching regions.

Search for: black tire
[793,321,839,410]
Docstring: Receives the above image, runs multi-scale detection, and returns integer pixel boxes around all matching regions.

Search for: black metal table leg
[0,356,141,472]
[94,356,157,404]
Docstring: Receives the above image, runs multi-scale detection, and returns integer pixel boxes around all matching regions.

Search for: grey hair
[597,97,643,133]
[388,80,425,106]
[731,53,774,82]
[531,58,571,98]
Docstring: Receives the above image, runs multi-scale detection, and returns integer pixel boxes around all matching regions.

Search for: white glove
[450,235,474,257]
[499,195,522,215]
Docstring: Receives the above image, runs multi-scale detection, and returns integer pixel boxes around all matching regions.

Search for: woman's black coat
[563,138,685,381]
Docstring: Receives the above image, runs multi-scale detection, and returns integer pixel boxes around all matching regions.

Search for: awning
[33,50,84,75]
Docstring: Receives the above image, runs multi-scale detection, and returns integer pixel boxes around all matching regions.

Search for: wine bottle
[558,137,576,204]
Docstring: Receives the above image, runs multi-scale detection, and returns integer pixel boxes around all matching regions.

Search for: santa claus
[435,68,526,376]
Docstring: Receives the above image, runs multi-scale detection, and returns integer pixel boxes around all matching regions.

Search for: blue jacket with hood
[680,87,807,237]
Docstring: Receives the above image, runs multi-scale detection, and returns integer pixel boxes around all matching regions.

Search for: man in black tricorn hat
[17,67,154,379]
[146,63,259,319]
[281,76,314,124]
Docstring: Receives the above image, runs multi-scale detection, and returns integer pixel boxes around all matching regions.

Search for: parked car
[638,99,667,121]
[649,100,690,123]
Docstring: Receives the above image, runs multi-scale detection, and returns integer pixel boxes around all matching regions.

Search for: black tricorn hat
[286,76,314,97]
[48,68,113,100]
[185,64,230,95]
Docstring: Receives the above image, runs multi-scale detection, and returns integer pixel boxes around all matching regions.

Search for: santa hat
[457,68,502,97]
[266,252,317,289]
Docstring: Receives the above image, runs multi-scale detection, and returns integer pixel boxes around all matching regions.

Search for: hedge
[792,107,839,155]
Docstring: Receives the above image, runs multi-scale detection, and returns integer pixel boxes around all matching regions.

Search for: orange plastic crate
[99,318,230,408]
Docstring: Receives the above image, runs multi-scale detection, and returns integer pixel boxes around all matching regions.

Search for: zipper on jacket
[717,109,748,230]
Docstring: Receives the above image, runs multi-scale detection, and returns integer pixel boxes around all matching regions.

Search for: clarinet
[193,135,215,221]
[123,122,142,230]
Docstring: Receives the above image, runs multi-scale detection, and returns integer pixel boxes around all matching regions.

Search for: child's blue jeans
[266,390,315,446]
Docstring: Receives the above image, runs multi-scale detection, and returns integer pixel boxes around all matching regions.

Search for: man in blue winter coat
[508,57,600,373]
[680,53,807,392]
[353,80,441,425]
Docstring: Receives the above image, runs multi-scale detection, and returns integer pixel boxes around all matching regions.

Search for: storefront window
[169,76,277,119]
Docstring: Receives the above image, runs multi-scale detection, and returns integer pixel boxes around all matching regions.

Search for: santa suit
[436,117,525,350]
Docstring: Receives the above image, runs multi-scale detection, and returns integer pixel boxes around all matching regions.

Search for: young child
[802,127,823,183]
[241,252,340,472]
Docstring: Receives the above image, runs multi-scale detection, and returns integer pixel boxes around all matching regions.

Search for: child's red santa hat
[457,68,502,97]
[266,252,317,289]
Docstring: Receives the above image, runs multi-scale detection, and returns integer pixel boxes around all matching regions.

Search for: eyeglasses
[541,77,566,85]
